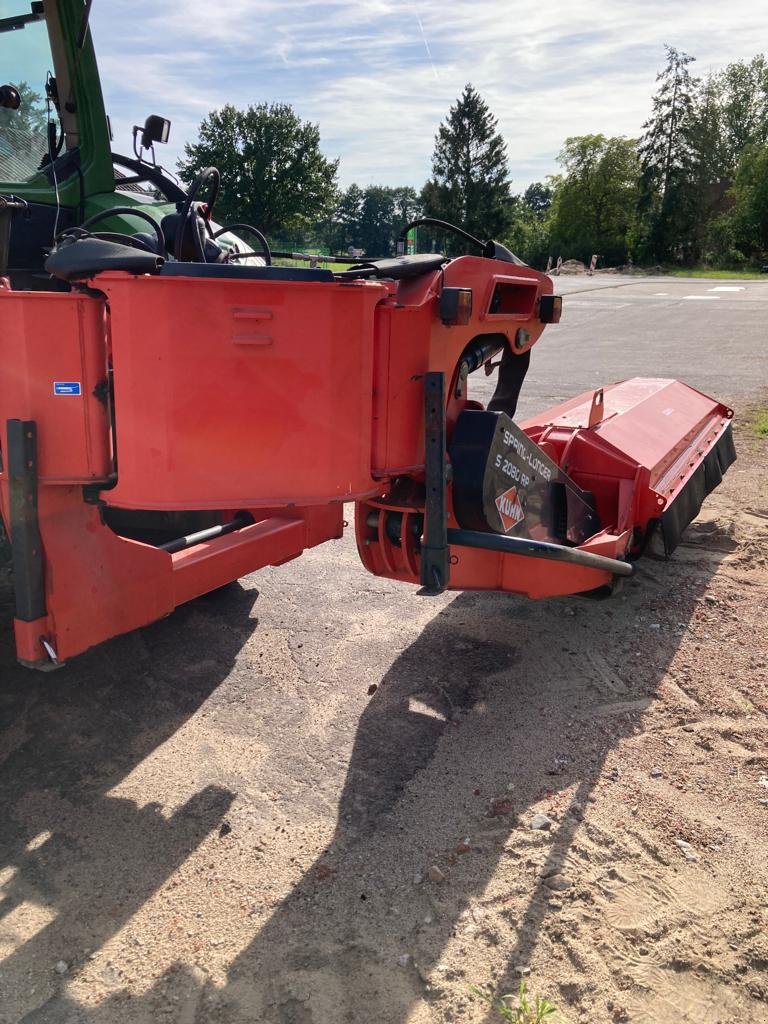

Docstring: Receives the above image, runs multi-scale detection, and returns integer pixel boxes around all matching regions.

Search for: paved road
[475,274,768,418]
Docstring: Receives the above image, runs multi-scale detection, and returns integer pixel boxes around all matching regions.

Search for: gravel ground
[0,276,766,1024]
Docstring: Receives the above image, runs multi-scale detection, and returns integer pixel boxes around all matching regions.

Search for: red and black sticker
[494,485,525,532]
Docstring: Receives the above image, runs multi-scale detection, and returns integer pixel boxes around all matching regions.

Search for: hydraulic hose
[397,217,485,252]
[446,529,634,577]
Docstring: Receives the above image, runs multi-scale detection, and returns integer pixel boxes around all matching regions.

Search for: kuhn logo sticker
[495,486,525,532]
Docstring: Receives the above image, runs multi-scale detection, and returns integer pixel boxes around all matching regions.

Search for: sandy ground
[0,283,767,1024]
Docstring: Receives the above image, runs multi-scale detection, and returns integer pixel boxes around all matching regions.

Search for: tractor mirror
[0,84,21,110]
[141,115,171,149]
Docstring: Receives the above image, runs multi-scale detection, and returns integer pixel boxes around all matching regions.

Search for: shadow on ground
[1,521,733,1023]
[0,577,259,1022]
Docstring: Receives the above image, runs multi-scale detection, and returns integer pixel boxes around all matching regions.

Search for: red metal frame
[0,257,733,667]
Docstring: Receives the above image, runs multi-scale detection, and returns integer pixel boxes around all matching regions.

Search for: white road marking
[683,295,720,300]
[653,292,669,296]
[564,300,630,308]
[708,285,745,292]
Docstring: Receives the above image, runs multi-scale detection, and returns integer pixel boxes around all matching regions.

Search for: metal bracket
[7,419,46,622]
[419,373,450,593]
[588,388,605,428]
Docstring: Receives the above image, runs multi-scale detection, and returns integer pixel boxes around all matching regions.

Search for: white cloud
[91,0,768,190]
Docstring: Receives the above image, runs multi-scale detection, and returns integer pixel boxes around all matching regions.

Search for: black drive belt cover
[450,410,600,545]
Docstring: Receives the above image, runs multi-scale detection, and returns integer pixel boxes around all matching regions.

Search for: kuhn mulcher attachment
[1,157,735,669]
[0,5,735,668]
[0,214,735,668]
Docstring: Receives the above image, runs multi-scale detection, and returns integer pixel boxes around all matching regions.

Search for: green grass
[663,267,767,280]
[751,407,768,438]
[274,257,354,271]
[471,981,559,1023]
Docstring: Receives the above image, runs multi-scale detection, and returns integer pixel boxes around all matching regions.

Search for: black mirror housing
[141,115,171,148]
[0,84,21,110]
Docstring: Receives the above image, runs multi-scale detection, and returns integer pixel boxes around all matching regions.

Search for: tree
[548,135,640,265]
[363,185,421,255]
[391,186,422,234]
[637,46,699,261]
[716,55,768,169]
[322,184,421,255]
[685,74,731,259]
[178,103,339,238]
[496,183,555,268]
[639,47,698,202]
[724,143,768,261]
[681,53,768,262]
[502,202,551,268]
[522,182,553,217]
[421,84,512,244]
[0,81,46,132]
[323,183,363,253]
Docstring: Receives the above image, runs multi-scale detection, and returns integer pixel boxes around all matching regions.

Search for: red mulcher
[0,4,734,668]
[0,200,734,667]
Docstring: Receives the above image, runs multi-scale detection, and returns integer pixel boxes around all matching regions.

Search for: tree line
[180,49,768,269]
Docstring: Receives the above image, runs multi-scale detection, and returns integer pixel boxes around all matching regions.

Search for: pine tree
[637,47,699,261]
[686,74,731,260]
[421,84,511,244]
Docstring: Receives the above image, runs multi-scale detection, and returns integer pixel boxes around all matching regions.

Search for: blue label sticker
[53,381,82,396]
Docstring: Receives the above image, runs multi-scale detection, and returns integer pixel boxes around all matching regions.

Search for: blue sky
[90,0,768,191]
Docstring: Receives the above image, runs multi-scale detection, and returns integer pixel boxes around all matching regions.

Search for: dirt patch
[0,425,766,1024]
[556,259,587,275]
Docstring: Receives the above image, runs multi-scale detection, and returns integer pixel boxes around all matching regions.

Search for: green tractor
[0,0,229,288]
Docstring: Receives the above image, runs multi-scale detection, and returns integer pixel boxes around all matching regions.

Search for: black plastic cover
[349,253,448,279]
[450,409,600,545]
[160,262,333,282]
[45,237,163,281]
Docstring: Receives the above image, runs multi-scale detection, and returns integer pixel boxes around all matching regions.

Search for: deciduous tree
[323,184,421,255]
[549,135,639,265]
[178,103,339,237]
[522,182,553,217]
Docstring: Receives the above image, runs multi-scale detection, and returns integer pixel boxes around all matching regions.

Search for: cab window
[0,6,52,184]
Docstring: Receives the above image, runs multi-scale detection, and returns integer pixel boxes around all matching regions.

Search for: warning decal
[495,486,525,532]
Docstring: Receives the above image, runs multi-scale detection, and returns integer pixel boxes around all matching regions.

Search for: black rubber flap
[450,409,601,545]
[660,421,737,556]
[45,238,163,281]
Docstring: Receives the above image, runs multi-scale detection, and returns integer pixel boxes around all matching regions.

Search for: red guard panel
[0,289,111,482]
[97,273,389,510]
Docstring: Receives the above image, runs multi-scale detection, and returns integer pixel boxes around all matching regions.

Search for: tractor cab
[0,0,184,286]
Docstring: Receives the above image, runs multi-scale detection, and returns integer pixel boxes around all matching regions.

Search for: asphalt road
[475,274,768,418]
[0,274,766,1024]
